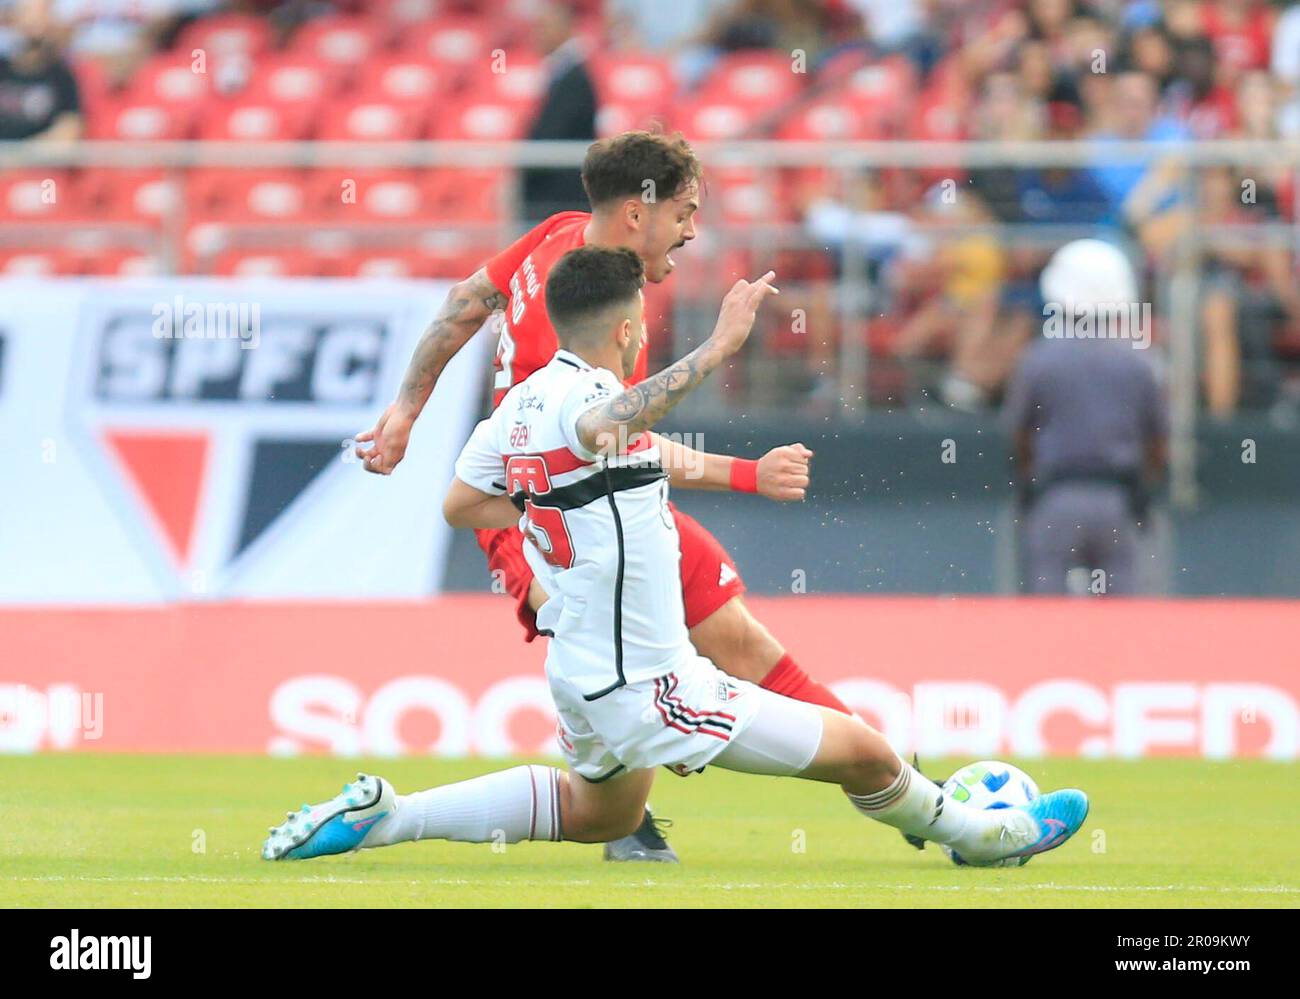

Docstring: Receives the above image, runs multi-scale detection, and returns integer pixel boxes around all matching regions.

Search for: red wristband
[729,458,759,493]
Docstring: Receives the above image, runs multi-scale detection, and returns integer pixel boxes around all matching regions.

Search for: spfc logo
[69,283,395,597]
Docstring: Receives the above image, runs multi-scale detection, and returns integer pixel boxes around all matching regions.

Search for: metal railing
[6,138,1300,511]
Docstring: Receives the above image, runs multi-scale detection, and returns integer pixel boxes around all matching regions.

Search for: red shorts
[474,503,745,643]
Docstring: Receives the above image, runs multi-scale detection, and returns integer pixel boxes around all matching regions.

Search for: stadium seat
[777,98,887,142]
[673,99,758,141]
[589,53,674,107]
[399,17,492,73]
[243,54,341,107]
[177,14,273,58]
[697,52,805,108]
[432,99,530,140]
[0,249,81,275]
[462,53,546,106]
[357,58,447,108]
[209,249,321,277]
[128,56,213,108]
[93,99,194,140]
[424,168,507,220]
[188,170,314,222]
[417,230,491,277]
[0,171,80,221]
[315,170,431,220]
[317,99,425,141]
[331,250,428,279]
[595,102,666,137]
[288,15,380,71]
[78,248,166,277]
[200,101,313,142]
[82,170,180,224]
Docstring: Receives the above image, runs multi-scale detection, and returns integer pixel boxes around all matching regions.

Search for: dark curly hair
[581,131,702,208]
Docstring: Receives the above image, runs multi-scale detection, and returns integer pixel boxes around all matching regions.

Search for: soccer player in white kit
[262,248,1089,867]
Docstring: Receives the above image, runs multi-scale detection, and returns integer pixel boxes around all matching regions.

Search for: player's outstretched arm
[355,267,508,476]
[576,272,778,457]
[654,435,813,501]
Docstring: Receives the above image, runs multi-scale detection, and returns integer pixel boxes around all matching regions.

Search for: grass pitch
[1,754,1295,908]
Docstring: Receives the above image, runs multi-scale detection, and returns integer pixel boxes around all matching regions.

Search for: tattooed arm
[575,272,778,457]
[355,267,507,475]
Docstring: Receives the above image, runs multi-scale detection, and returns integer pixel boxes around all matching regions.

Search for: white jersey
[454,349,693,700]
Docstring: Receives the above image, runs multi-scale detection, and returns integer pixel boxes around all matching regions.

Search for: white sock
[364,765,562,847]
[845,760,1021,861]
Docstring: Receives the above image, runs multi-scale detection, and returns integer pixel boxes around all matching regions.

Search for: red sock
[759,654,853,715]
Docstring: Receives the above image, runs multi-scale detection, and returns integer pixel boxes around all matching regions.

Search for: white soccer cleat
[261,773,395,861]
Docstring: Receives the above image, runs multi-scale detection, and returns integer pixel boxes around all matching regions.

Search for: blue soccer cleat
[261,773,394,861]
[997,788,1089,865]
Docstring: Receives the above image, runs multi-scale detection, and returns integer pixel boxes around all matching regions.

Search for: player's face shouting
[638,181,699,282]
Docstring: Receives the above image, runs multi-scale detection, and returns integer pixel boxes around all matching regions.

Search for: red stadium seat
[82,170,180,224]
[589,53,674,107]
[0,249,81,276]
[188,170,314,222]
[325,171,430,220]
[697,52,804,108]
[0,171,79,221]
[332,250,429,279]
[289,15,380,70]
[673,99,758,141]
[424,168,507,221]
[93,99,194,140]
[317,99,425,141]
[417,230,491,277]
[357,58,447,107]
[463,53,546,105]
[200,101,313,142]
[400,17,491,71]
[595,102,666,137]
[839,57,916,115]
[209,249,320,277]
[703,168,794,224]
[432,99,530,140]
[129,56,213,107]
[177,14,273,58]
[777,98,887,142]
[244,55,341,107]
[78,247,166,277]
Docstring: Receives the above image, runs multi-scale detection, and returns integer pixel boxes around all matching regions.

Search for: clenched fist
[757,443,813,501]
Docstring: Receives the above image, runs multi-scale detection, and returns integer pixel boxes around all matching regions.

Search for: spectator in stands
[1197,164,1299,417]
[519,1,596,224]
[1089,70,1189,265]
[0,0,81,140]
[52,0,214,85]
[891,183,1008,410]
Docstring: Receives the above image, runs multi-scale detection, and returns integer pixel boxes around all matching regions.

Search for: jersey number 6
[504,455,575,569]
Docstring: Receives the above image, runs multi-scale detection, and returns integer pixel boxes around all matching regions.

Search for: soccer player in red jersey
[355,132,851,861]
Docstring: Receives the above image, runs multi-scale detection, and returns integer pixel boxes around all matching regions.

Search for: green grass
[1,755,1295,908]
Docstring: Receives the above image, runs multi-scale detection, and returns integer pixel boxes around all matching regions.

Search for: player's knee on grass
[689,597,784,684]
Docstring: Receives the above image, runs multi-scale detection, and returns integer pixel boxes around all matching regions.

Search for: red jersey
[483,211,650,407]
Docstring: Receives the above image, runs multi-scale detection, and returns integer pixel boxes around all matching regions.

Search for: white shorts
[548,654,825,782]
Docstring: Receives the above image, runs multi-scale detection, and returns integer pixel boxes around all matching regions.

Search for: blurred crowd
[2,0,1300,417]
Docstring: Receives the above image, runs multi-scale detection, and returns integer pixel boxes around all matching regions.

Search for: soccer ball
[940,760,1040,868]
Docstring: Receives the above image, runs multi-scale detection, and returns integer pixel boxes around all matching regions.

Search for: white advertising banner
[0,278,489,604]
